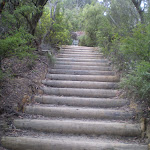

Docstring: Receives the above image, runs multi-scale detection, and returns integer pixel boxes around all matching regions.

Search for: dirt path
[1,46,149,150]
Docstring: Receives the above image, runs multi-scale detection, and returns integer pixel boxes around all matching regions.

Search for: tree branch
[131,0,144,23]
[0,0,6,14]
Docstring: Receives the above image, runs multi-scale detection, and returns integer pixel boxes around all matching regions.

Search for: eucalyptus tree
[41,0,59,43]
[0,0,49,35]
[81,3,108,46]
[0,0,49,71]
[62,0,97,9]
[131,0,149,23]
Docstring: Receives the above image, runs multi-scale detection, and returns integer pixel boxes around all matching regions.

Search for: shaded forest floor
[0,51,49,150]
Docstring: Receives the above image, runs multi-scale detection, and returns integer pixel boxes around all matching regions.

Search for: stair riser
[56,58,108,62]
[42,80,118,89]
[58,55,104,58]
[46,74,119,82]
[61,50,95,53]
[55,61,109,66]
[25,106,133,120]
[61,48,94,50]
[2,137,148,150]
[42,87,118,98]
[53,65,112,71]
[59,52,102,55]
[59,52,102,54]
[14,119,141,137]
[49,69,115,75]
[35,96,128,108]
[61,49,94,52]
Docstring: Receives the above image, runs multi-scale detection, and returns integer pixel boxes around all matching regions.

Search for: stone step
[2,136,148,150]
[55,61,109,66]
[53,64,112,71]
[42,87,118,98]
[46,74,119,82]
[58,51,103,55]
[61,50,95,53]
[60,51,95,54]
[58,54,104,58]
[42,80,118,89]
[35,95,128,108]
[62,46,93,49]
[59,52,100,56]
[56,58,108,62]
[13,119,141,137]
[48,69,115,75]
[61,48,94,51]
[25,105,133,120]
[59,51,102,55]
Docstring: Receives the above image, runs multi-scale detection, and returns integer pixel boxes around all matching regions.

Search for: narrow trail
[1,46,149,150]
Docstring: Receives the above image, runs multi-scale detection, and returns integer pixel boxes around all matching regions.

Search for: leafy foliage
[0,69,5,81]
[36,4,71,46]
[79,4,105,46]
[120,24,150,62]
[0,28,34,59]
[121,61,150,104]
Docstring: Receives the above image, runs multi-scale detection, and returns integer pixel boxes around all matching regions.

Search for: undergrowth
[120,61,150,105]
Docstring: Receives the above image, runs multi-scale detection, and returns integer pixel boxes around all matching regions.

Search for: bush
[0,69,5,81]
[100,24,150,106]
[120,61,150,104]
[79,35,88,46]
[35,7,72,46]
[0,28,35,59]
[120,24,150,63]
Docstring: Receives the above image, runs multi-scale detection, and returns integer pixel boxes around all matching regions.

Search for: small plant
[79,35,88,46]
[0,28,34,57]
[47,51,55,66]
[120,61,150,105]
[0,70,5,81]
[120,24,150,62]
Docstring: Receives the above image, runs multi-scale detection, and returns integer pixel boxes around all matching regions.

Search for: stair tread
[53,64,112,71]
[46,74,119,82]
[25,105,134,120]
[49,69,115,75]
[13,119,141,137]
[42,80,118,89]
[42,86,118,98]
[35,95,128,108]
[2,136,148,150]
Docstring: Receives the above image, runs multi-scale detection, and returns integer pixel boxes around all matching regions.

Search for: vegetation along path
[1,46,149,150]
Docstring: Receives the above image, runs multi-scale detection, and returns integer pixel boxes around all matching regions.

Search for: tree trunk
[131,0,144,23]
[41,0,59,44]
[0,0,5,14]
[27,0,48,35]
[30,11,43,35]
[0,56,2,71]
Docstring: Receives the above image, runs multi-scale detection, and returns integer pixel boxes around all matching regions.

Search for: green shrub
[47,51,55,66]
[0,69,5,81]
[79,35,88,46]
[120,61,150,104]
[36,7,72,46]
[0,28,35,59]
[120,24,150,62]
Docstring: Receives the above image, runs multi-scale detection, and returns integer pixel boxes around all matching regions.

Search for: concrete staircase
[1,46,148,150]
